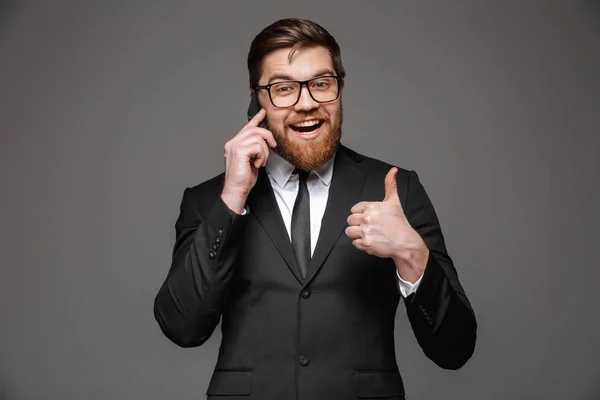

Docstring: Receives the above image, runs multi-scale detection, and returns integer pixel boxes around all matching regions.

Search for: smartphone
[247,91,266,128]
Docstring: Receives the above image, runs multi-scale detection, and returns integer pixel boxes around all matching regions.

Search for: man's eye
[312,80,331,89]
[273,85,296,95]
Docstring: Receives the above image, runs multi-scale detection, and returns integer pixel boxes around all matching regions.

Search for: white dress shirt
[263,151,422,298]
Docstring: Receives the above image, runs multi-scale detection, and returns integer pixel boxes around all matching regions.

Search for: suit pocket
[206,370,253,396]
[354,371,405,398]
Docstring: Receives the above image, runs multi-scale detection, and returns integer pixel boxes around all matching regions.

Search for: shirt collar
[266,150,335,188]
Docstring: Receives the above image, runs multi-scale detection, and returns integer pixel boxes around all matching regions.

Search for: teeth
[294,120,320,128]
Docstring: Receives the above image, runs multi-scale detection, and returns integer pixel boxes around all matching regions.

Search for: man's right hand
[221,108,277,214]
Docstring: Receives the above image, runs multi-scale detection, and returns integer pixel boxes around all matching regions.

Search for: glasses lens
[270,77,339,107]
[270,81,301,107]
[308,77,339,103]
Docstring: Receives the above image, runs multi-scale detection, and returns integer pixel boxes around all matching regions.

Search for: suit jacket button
[301,289,311,299]
[209,250,216,259]
[212,244,218,250]
[218,228,224,235]
[298,354,310,367]
[215,237,222,244]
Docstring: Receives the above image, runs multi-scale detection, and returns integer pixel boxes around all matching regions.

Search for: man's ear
[255,89,266,108]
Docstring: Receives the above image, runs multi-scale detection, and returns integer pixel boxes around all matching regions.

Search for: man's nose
[293,85,319,112]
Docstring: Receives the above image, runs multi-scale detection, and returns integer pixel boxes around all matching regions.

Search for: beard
[265,106,343,171]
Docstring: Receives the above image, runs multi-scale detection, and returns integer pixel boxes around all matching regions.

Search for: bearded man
[154,18,477,400]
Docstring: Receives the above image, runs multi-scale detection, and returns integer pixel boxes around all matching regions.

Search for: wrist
[394,246,429,283]
[221,189,247,215]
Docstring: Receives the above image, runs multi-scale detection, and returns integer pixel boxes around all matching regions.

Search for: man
[154,18,476,400]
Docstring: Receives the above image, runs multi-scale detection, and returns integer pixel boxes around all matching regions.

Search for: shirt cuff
[241,205,250,216]
[396,270,422,298]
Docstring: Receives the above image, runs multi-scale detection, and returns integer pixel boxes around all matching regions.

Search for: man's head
[247,18,346,171]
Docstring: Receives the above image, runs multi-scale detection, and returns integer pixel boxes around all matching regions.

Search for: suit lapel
[247,168,304,284]
[303,146,368,286]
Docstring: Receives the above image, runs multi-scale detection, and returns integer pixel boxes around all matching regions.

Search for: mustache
[284,111,329,125]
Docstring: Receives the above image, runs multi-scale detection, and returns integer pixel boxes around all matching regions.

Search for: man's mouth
[289,119,324,134]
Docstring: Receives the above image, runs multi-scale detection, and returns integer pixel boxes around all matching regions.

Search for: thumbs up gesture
[345,167,429,283]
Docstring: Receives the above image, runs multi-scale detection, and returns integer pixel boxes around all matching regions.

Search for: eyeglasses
[254,75,343,108]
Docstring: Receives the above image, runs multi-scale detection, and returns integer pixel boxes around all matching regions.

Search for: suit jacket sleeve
[402,170,477,369]
[154,187,247,347]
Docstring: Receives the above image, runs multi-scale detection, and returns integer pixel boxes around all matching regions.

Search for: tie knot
[294,168,310,182]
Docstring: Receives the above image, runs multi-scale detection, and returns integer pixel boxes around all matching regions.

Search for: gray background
[1,0,599,399]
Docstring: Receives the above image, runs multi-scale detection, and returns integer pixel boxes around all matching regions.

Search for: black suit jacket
[154,145,477,399]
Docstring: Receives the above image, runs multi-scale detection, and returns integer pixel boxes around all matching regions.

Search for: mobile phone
[247,91,266,127]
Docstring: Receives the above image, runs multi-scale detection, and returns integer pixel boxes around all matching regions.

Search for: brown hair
[247,18,346,89]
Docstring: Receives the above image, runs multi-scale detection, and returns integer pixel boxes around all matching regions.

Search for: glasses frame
[253,75,343,108]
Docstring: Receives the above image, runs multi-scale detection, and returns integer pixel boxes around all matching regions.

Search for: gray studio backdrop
[1,1,599,399]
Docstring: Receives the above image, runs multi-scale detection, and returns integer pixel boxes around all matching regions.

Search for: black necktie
[291,169,311,277]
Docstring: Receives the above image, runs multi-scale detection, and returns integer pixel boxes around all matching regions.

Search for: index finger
[350,201,373,214]
[245,108,266,128]
[244,109,277,148]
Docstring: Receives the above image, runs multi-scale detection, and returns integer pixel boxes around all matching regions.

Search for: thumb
[383,167,400,203]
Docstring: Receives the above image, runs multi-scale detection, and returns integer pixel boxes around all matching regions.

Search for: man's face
[257,45,343,171]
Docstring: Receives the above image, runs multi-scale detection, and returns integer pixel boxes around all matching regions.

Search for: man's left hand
[345,167,429,284]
